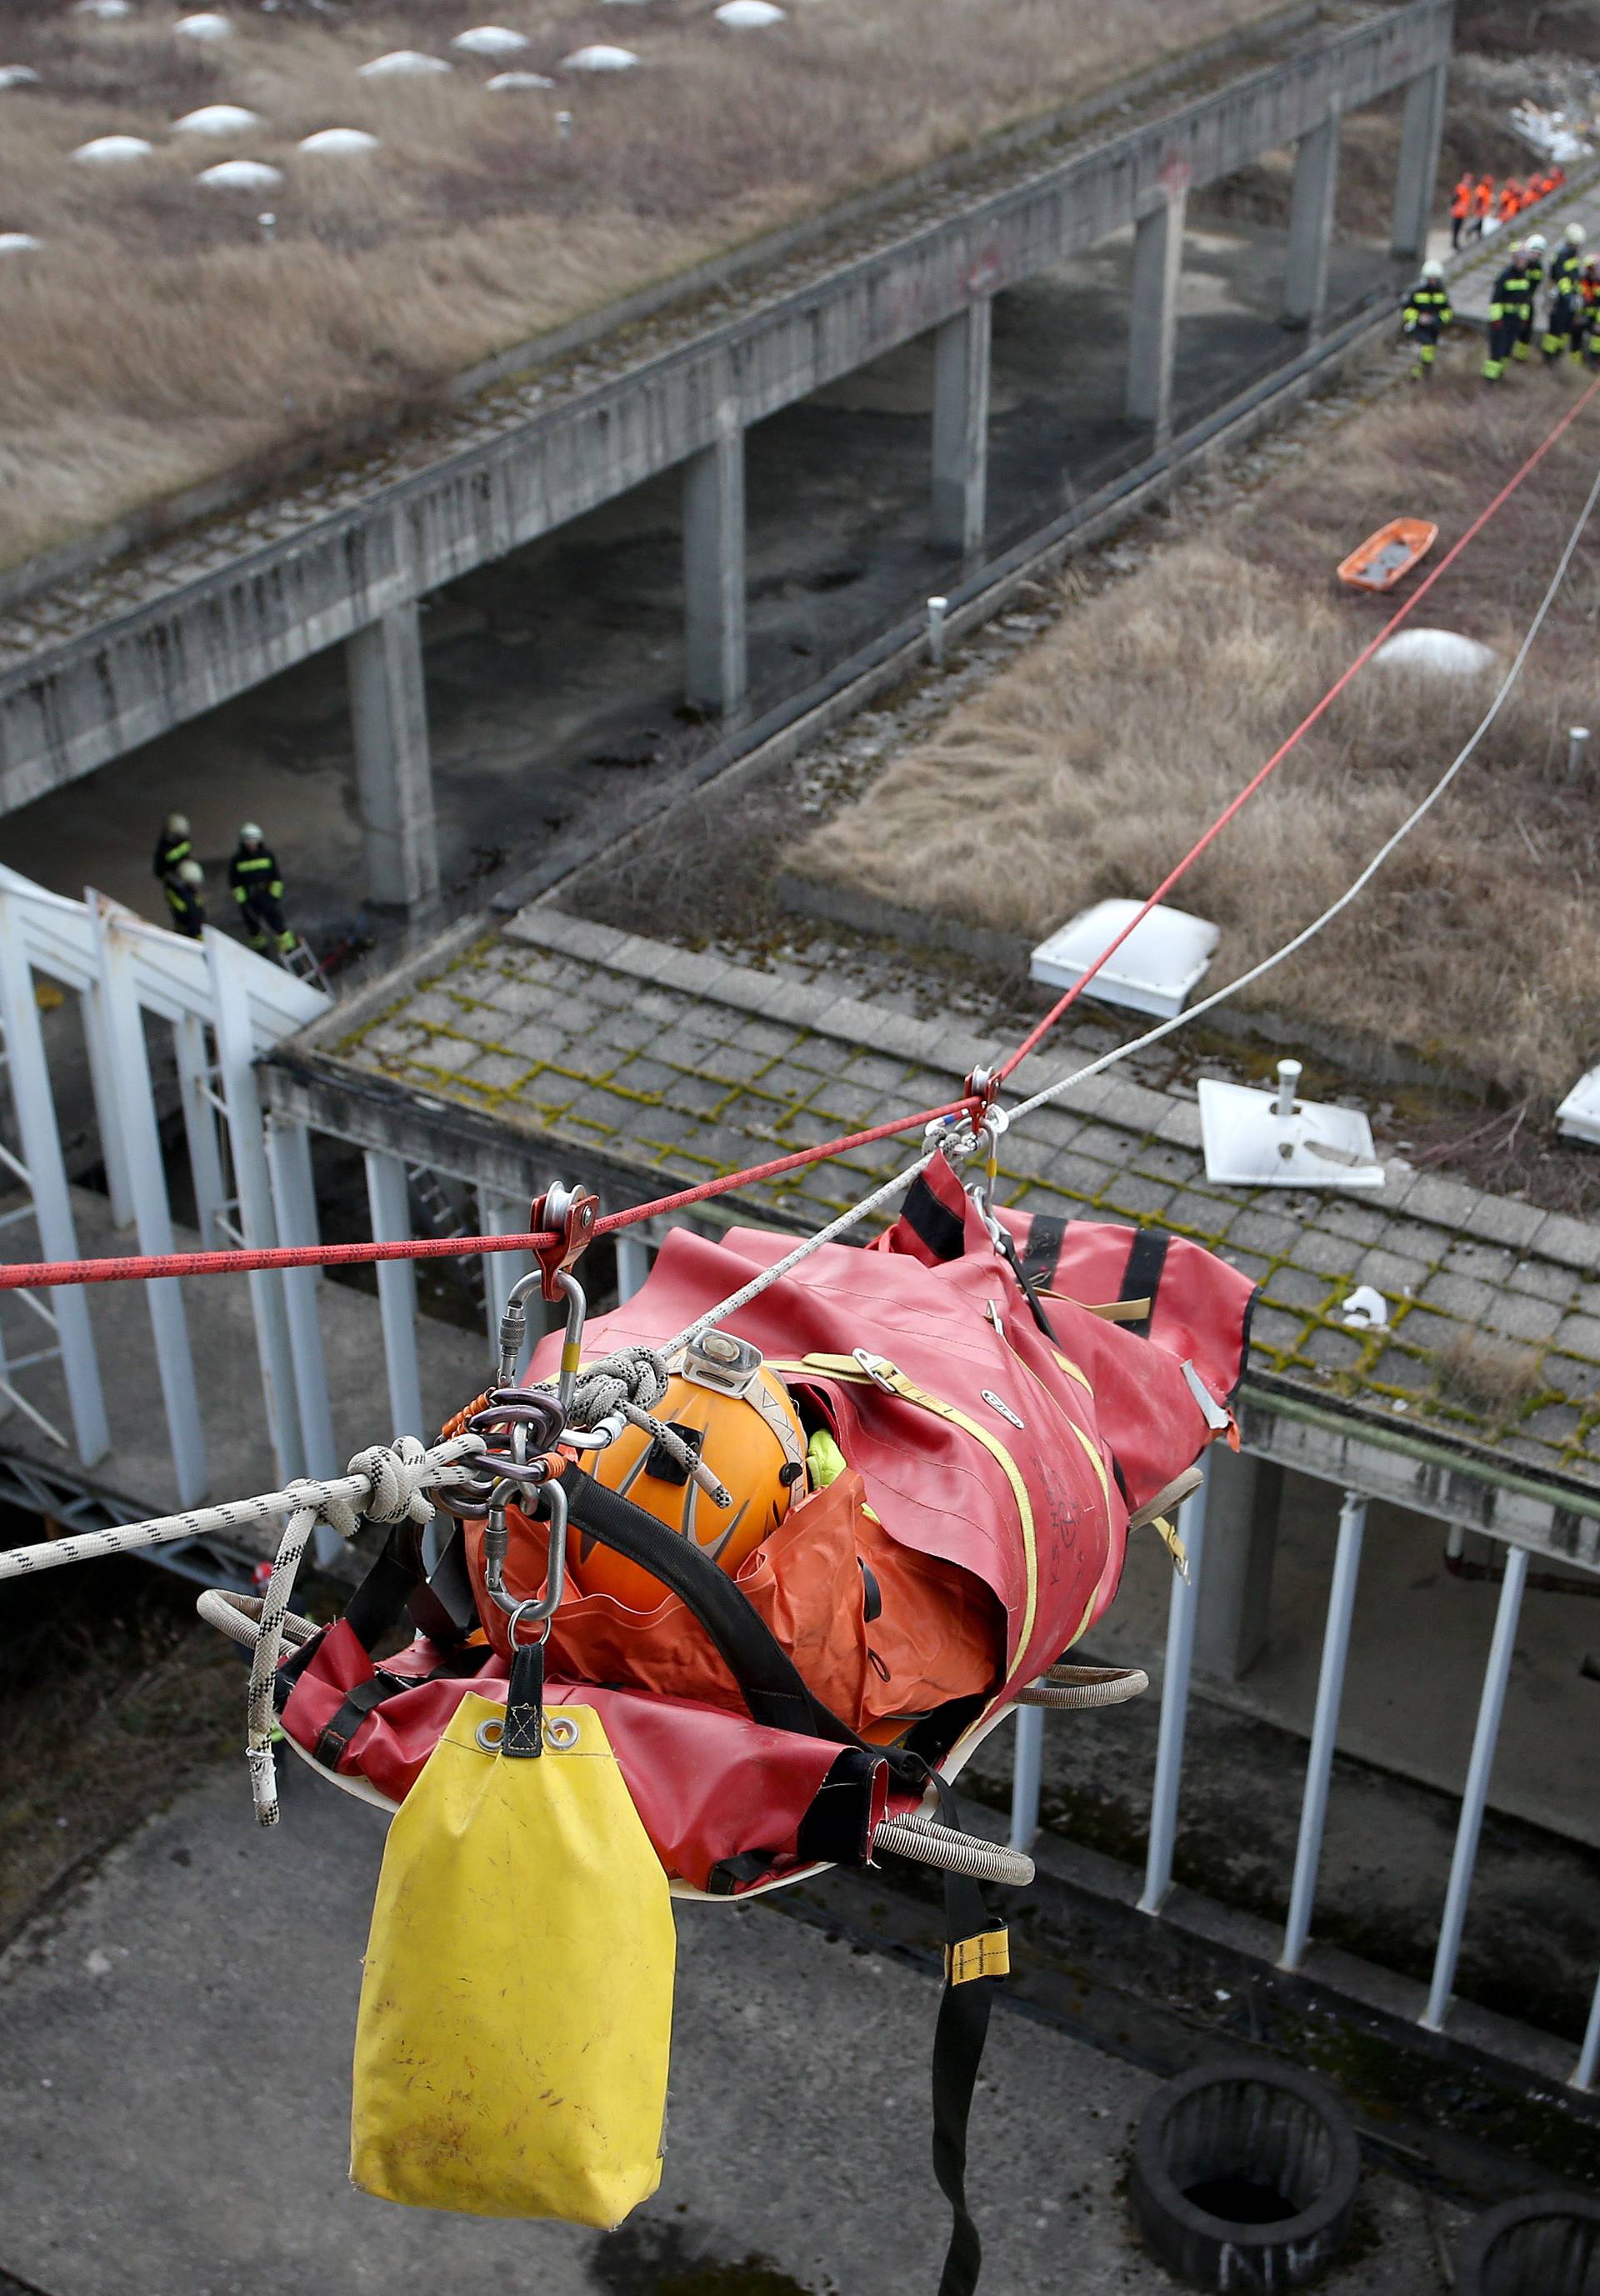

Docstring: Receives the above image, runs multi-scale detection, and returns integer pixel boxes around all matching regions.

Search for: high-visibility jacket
[228,843,284,908]
[1474,178,1494,216]
[164,879,204,938]
[1403,279,1452,333]
[152,828,191,883]
[1499,184,1522,220]
[1451,176,1473,220]
[1551,246,1582,296]
[1490,258,1535,318]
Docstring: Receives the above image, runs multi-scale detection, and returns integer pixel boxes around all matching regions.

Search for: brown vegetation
[0,0,1276,563]
[796,383,1600,1098]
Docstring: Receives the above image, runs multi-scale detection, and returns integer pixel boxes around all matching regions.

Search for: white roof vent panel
[197,158,283,190]
[358,50,452,78]
[298,128,381,154]
[1030,898,1219,1019]
[562,44,641,69]
[452,26,530,54]
[1200,1062,1385,1191]
[1556,1067,1600,1145]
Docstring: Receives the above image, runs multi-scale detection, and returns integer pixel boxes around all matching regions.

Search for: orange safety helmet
[572,1330,808,1609]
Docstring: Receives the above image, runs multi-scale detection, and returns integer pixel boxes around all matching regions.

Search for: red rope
[991,372,1600,1085]
[0,1097,975,1293]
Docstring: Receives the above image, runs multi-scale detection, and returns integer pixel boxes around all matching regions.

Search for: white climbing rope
[0,1433,486,1583]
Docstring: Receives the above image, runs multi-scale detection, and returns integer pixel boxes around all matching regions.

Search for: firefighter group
[1406,191,1597,384]
[152,815,299,958]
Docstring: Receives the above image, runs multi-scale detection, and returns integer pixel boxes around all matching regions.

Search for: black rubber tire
[1455,2195,1600,2296]
[1127,2060,1359,2291]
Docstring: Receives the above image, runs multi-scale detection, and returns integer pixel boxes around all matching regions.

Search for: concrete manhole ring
[1127,2059,1359,2290]
[1455,2193,1600,2295]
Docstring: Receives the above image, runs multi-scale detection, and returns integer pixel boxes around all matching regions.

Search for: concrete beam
[931,300,992,556]
[1284,108,1341,333]
[1193,1446,1283,1682]
[345,604,439,913]
[682,400,748,717]
[1391,61,1448,262]
[0,0,1452,811]
[1125,183,1188,438]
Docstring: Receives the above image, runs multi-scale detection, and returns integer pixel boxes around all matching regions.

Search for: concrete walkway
[0,1761,1458,2296]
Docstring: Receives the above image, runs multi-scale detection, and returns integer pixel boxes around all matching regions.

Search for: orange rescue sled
[1338,517,1438,593]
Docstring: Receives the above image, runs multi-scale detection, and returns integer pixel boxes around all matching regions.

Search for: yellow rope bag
[350,1688,675,2225]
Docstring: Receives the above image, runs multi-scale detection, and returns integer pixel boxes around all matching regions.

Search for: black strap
[502,1638,546,1759]
[994,1223,1060,1343]
[560,1466,868,1751]
[312,1644,485,1765]
[1019,1212,1067,1294]
[928,1777,1008,2296]
[898,1170,967,1263]
[1120,1228,1170,1338]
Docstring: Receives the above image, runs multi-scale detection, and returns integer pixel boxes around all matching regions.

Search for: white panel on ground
[1030,898,1218,1018]
[1199,1059,1384,1190]
[1374,628,1494,678]
[1557,1068,1600,1146]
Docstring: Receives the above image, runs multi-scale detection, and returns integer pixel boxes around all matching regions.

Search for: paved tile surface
[323,905,1600,1488]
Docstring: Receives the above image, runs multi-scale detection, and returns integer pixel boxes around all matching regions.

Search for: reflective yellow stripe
[1049,1348,1094,1395]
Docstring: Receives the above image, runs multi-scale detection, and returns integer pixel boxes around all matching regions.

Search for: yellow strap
[1041,1290,1152,1325]
[1150,1512,1190,1583]
[779,1354,1039,1681]
[946,1929,1010,1986]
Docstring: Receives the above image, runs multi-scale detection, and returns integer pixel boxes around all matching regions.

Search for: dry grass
[797,383,1600,1098]
[1438,1329,1546,1414]
[0,0,1277,564]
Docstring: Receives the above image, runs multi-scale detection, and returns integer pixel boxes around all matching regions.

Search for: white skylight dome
[452,27,530,55]
[358,50,452,78]
[74,0,132,18]
[298,127,382,154]
[72,135,154,164]
[0,233,44,253]
[172,104,262,137]
[173,13,234,39]
[715,1,787,23]
[562,44,640,69]
[486,71,556,90]
[0,67,42,89]
[197,158,283,190]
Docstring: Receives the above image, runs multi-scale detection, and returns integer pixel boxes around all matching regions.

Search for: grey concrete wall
[0,0,1452,816]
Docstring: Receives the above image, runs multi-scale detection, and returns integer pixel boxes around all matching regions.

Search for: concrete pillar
[1192,1447,1283,1683]
[1391,63,1448,263]
[931,298,992,557]
[1126,187,1188,440]
[682,400,747,718]
[1283,109,1341,334]
[346,602,440,913]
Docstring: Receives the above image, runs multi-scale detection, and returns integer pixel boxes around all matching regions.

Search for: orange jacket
[1499,184,1522,219]
[1451,176,1473,218]
[1475,178,1494,214]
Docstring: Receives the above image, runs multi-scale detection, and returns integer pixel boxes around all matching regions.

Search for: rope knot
[348,1434,437,1527]
[282,1474,362,1545]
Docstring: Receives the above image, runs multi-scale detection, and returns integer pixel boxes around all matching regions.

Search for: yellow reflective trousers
[350,1693,675,2225]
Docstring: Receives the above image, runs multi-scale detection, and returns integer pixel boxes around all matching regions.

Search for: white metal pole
[1009,1704,1044,1853]
[79,981,135,1228]
[1573,1965,1600,2092]
[1280,1489,1367,1971]
[1422,1543,1529,2031]
[1568,725,1590,783]
[265,1118,338,1560]
[478,1190,536,1369]
[615,1229,652,1303]
[173,1014,227,1248]
[206,933,302,1488]
[1138,1450,1212,1913]
[0,893,110,1464]
[90,900,208,1503]
[927,595,948,667]
[364,1151,425,1442]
